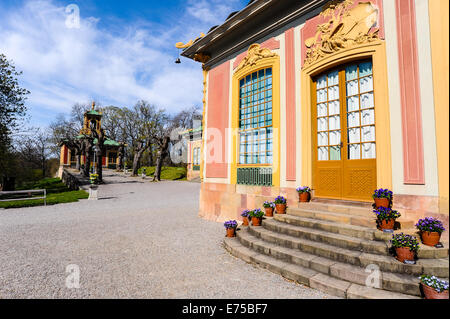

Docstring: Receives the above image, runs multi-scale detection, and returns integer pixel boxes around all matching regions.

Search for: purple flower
[224,220,238,229]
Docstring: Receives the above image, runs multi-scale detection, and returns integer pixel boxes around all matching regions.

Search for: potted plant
[296,186,311,202]
[391,233,419,263]
[373,207,401,230]
[88,173,99,200]
[372,188,393,208]
[224,220,238,237]
[419,275,449,299]
[249,209,264,226]
[241,210,251,226]
[263,201,275,217]
[415,217,446,247]
[274,196,287,214]
[89,173,99,186]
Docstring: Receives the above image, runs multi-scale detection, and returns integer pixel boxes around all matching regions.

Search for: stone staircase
[224,200,449,299]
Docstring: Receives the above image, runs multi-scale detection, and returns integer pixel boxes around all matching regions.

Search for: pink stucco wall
[205,61,230,178]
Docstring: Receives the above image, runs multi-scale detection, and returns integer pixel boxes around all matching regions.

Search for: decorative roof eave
[182,0,329,67]
[181,0,273,58]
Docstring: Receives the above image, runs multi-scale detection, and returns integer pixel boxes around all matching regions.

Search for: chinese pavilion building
[179,0,449,230]
[59,103,121,170]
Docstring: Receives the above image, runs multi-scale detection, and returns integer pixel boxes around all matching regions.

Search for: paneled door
[312,61,377,201]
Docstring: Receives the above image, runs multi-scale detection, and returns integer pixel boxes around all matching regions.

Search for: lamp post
[94,145,101,174]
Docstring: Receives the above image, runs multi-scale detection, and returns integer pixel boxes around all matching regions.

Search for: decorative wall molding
[303,0,380,67]
[235,44,278,73]
[233,38,280,69]
[395,0,425,185]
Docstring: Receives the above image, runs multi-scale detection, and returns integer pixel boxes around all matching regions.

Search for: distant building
[59,103,121,170]
[180,126,202,181]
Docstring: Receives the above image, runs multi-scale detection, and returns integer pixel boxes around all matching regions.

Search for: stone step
[297,201,373,217]
[263,218,390,255]
[236,228,423,296]
[245,225,449,277]
[287,207,415,229]
[224,236,419,299]
[272,214,448,259]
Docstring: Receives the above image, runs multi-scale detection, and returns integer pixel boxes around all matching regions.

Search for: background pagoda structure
[59,103,121,172]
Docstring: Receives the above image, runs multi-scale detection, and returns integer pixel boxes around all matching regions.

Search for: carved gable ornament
[235,44,277,73]
[304,0,380,67]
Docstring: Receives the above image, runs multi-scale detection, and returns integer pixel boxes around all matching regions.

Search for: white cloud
[0,0,246,127]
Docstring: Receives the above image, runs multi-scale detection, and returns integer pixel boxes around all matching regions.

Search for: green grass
[0,178,88,209]
[137,166,187,181]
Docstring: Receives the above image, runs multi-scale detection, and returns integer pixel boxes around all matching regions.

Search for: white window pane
[346,80,359,96]
[328,71,339,86]
[328,85,339,100]
[348,128,360,143]
[359,62,373,77]
[348,144,361,160]
[330,146,341,160]
[329,115,340,130]
[361,92,374,109]
[318,117,328,131]
[329,130,341,145]
[359,75,373,93]
[317,89,327,103]
[318,147,329,161]
[362,143,376,159]
[317,103,327,117]
[347,96,359,112]
[318,132,328,146]
[362,125,376,142]
[347,112,360,128]
[346,65,358,81]
[240,156,245,164]
[317,75,327,89]
[328,100,340,115]
[361,109,375,126]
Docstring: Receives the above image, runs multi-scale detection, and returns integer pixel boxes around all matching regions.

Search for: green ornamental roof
[86,110,102,116]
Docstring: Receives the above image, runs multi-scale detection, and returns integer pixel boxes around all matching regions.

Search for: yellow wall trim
[301,40,392,191]
[231,48,281,187]
[429,0,449,214]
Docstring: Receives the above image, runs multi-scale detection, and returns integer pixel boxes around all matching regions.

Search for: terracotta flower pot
[395,247,415,263]
[252,217,262,226]
[298,192,311,203]
[379,219,395,230]
[265,207,274,217]
[421,231,441,247]
[242,217,249,226]
[226,228,236,238]
[275,204,286,214]
[374,198,390,208]
[422,283,449,299]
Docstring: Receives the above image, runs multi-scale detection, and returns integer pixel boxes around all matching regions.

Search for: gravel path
[0,171,336,299]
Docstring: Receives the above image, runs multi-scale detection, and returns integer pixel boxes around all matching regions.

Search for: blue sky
[0,0,248,127]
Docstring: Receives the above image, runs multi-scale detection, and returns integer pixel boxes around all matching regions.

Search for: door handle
[340,141,344,149]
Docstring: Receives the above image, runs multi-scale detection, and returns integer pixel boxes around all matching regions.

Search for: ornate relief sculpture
[235,43,277,72]
[304,0,380,66]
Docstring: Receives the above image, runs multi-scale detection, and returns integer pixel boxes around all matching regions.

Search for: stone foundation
[198,182,449,241]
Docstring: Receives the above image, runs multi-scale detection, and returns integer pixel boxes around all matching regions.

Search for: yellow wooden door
[312,61,377,201]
